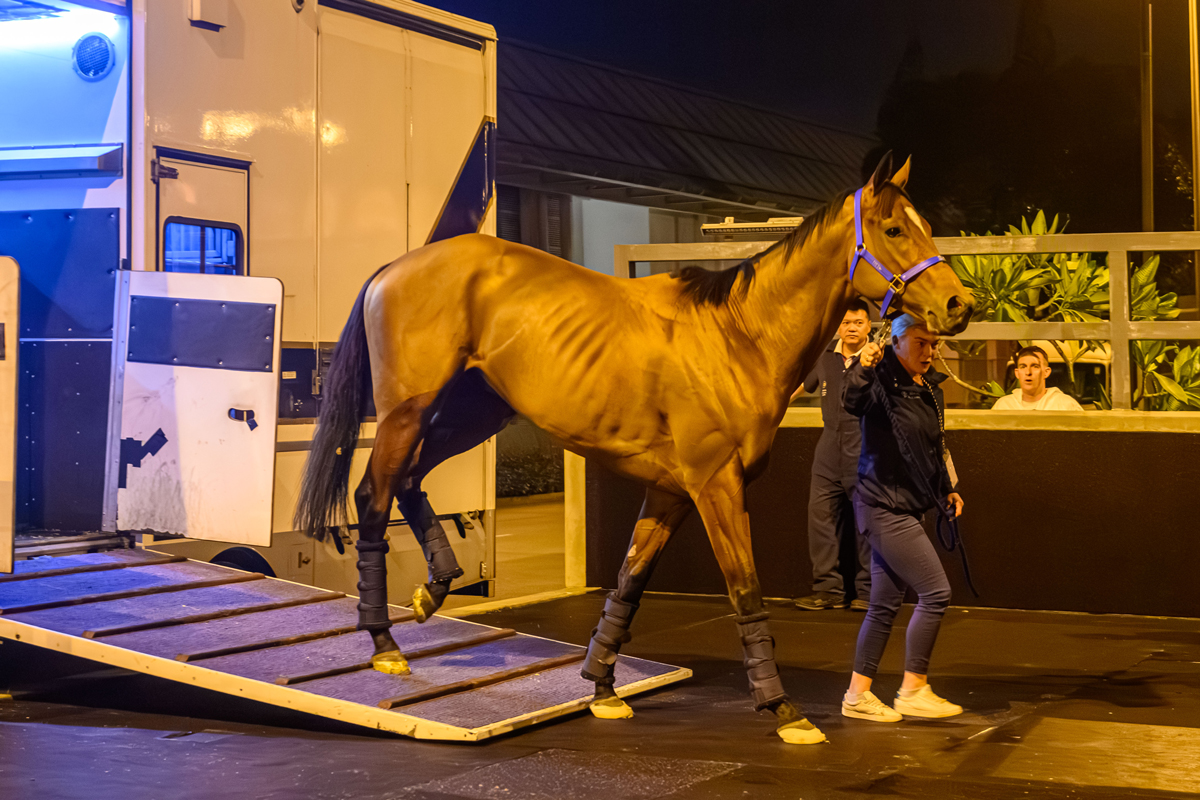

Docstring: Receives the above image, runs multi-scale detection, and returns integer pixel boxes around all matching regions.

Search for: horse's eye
[885,227,902,238]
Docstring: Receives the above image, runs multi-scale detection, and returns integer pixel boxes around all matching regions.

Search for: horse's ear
[867,151,893,194]
[891,156,912,189]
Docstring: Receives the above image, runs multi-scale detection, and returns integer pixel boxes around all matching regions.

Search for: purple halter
[848,187,947,318]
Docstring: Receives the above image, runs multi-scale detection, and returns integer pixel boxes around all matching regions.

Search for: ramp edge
[0,616,690,742]
[0,617,470,740]
[454,664,694,742]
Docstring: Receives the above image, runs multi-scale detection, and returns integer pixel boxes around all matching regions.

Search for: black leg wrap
[581,593,638,685]
[401,492,464,583]
[355,539,391,633]
[426,578,451,607]
[421,529,464,583]
[735,613,788,711]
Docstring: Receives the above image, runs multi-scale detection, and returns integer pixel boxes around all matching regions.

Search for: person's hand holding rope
[947,492,964,518]
[859,342,884,368]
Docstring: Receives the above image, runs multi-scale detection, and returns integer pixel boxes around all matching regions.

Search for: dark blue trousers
[808,472,871,598]
[851,500,951,678]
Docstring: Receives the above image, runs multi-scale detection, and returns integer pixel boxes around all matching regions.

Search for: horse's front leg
[583,488,692,719]
[693,460,826,745]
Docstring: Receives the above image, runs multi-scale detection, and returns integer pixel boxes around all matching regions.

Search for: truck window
[163,218,243,275]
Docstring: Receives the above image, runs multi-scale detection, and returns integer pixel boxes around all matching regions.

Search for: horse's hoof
[589,696,634,720]
[412,584,435,623]
[778,719,827,745]
[371,651,411,675]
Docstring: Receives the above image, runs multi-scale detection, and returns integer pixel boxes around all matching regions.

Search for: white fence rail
[614,232,1200,409]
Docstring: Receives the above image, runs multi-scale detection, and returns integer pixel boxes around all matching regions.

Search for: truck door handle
[229,408,258,431]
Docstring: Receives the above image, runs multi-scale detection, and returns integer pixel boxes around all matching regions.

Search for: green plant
[943,212,1060,404]
[1130,255,1180,322]
[1160,345,1200,410]
[945,211,1192,410]
[1132,341,1200,411]
[950,213,1061,322]
[1038,251,1109,393]
[1128,257,1191,411]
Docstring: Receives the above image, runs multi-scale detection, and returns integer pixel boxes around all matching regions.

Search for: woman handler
[838,313,965,722]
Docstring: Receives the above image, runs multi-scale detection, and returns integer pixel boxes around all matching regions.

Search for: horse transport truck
[0,0,500,596]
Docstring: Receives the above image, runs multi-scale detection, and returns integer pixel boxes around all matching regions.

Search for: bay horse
[295,154,973,744]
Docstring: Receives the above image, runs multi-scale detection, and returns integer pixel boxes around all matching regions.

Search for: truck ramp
[0,549,689,741]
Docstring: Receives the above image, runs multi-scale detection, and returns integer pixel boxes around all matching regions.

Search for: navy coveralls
[802,347,871,600]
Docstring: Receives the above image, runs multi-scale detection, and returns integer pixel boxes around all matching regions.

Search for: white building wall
[573,196,649,275]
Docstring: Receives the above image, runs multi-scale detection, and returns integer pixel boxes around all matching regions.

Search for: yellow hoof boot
[371,651,411,676]
[778,720,827,745]
[412,585,435,623]
[589,696,634,720]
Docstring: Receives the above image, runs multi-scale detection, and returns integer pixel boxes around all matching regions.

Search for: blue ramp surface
[0,549,688,740]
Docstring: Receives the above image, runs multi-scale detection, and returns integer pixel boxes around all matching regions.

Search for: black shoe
[849,599,870,611]
[796,592,847,610]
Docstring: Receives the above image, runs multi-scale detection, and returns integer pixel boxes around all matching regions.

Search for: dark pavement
[2,592,1198,799]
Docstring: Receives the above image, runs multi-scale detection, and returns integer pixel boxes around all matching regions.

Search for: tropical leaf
[1156,373,1190,404]
[1130,255,1181,322]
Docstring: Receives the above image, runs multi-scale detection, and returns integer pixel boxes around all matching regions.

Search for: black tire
[211,546,276,577]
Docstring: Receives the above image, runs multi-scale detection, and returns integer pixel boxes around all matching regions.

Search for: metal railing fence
[614,231,1200,409]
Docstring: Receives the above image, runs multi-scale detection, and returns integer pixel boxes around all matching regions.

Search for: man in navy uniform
[794,299,873,611]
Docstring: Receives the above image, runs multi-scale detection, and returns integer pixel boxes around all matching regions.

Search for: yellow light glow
[199,107,321,144]
[199,111,258,142]
[285,107,316,133]
[321,121,347,147]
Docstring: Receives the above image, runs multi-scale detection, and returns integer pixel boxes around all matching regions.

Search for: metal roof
[497,43,878,221]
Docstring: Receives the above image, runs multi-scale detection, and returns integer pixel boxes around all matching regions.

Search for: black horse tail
[294,266,386,545]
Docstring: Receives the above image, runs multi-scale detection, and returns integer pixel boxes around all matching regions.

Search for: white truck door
[115,271,282,545]
[0,257,16,573]
[153,150,249,274]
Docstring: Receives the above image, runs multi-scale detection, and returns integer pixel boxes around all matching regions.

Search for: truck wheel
[211,546,276,578]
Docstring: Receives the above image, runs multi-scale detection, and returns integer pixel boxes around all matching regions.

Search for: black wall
[587,428,1200,618]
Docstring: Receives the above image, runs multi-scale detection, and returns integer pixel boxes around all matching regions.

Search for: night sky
[425,0,1150,134]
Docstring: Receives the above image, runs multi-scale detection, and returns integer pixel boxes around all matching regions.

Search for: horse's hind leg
[396,487,463,622]
[353,393,437,675]
[400,368,516,622]
[693,460,826,745]
[583,488,692,719]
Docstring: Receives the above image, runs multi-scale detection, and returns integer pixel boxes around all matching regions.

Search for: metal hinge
[313,344,336,396]
[479,561,489,579]
[150,159,179,183]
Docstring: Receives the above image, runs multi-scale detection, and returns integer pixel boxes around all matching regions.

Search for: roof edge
[502,39,877,143]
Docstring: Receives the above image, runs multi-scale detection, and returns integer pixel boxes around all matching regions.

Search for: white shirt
[992,386,1084,411]
[834,339,865,367]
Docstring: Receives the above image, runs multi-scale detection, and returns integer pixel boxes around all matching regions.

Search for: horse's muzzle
[931,295,974,335]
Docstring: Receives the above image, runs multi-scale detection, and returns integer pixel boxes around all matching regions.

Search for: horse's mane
[676,183,910,306]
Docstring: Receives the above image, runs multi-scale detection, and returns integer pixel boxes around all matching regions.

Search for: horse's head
[849,154,974,335]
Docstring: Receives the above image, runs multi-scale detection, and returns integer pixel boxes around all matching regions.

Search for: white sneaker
[893,685,963,718]
[841,690,902,722]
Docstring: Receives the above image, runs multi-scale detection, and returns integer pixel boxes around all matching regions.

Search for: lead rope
[870,324,979,596]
